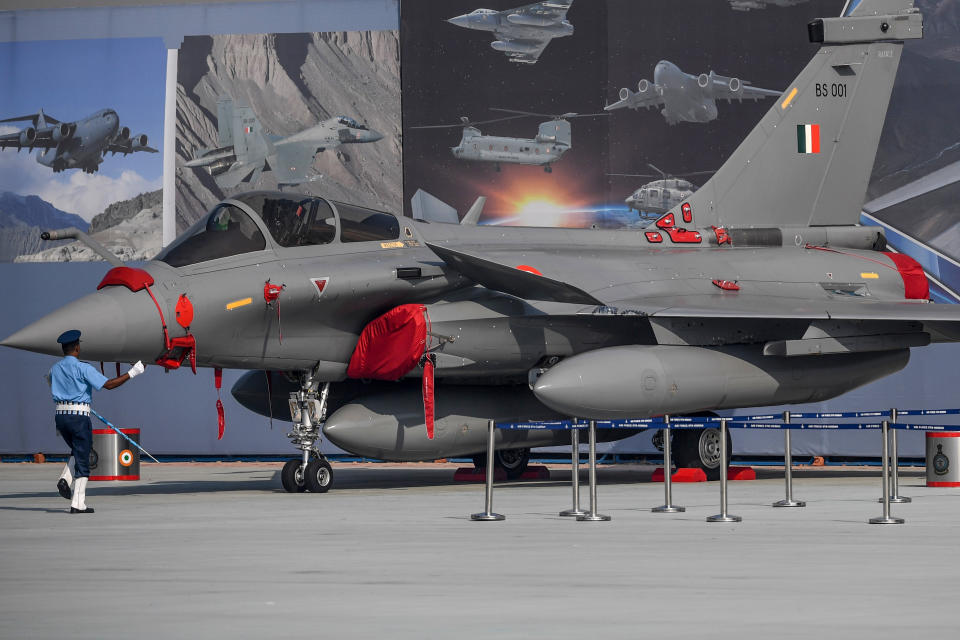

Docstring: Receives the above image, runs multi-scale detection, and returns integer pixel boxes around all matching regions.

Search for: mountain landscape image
[175,30,402,233]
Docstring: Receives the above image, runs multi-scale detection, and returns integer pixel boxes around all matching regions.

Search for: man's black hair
[62,340,80,355]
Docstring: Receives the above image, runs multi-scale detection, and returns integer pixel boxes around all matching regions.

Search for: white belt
[55,402,91,416]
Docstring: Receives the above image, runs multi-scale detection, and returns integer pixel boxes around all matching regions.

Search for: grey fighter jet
[0,108,156,174]
[447,1,574,64]
[3,1,944,492]
[605,61,782,125]
[184,96,383,189]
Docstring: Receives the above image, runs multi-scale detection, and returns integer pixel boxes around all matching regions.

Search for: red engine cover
[347,304,428,380]
[97,266,155,292]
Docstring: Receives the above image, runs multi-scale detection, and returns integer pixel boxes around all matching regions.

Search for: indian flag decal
[797,124,820,154]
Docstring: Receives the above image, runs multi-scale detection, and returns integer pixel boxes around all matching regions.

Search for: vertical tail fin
[674,0,922,229]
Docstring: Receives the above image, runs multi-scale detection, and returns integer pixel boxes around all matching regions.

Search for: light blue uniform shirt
[50,356,108,404]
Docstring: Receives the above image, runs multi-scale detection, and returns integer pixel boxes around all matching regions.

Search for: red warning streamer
[215,367,225,440]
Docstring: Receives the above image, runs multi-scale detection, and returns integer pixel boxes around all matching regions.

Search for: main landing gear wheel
[472,448,531,479]
[281,459,307,493]
[305,458,333,493]
[673,426,731,481]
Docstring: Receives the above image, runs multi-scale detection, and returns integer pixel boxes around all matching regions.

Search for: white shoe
[69,477,93,513]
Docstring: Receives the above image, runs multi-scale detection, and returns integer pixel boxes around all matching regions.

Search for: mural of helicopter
[410,108,604,172]
[609,164,715,215]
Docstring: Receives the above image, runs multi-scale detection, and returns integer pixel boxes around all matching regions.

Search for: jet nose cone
[447,14,470,27]
[364,128,384,142]
[532,367,586,417]
[1,283,168,362]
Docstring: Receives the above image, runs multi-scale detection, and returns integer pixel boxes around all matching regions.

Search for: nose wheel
[281,373,334,494]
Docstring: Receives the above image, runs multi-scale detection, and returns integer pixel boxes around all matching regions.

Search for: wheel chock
[728,466,756,481]
[520,465,550,480]
[454,467,507,482]
[651,467,707,483]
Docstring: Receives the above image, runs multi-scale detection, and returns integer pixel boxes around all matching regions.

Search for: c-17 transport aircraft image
[605,60,783,125]
[2,0,947,493]
[447,0,574,64]
[0,108,157,173]
[184,96,384,189]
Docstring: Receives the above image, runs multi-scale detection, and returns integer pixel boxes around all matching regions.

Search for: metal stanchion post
[773,411,805,508]
[471,419,505,521]
[652,414,685,513]
[577,420,611,522]
[884,407,911,504]
[869,419,904,525]
[707,418,742,523]
[560,420,587,517]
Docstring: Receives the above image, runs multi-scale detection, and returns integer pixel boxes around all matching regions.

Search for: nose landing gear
[282,371,333,493]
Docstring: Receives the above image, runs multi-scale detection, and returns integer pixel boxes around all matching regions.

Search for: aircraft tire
[672,427,730,482]
[472,448,530,479]
[304,458,334,493]
[281,459,307,493]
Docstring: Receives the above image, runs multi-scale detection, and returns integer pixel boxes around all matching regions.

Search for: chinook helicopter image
[411,108,603,172]
[2,0,943,493]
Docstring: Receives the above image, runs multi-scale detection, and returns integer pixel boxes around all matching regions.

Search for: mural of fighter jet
[729,0,810,10]
[2,0,939,492]
[605,60,782,125]
[184,96,383,189]
[447,1,574,64]
[0,108,157,174]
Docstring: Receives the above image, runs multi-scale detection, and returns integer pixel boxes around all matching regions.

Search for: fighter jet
[729,0,809,10]
[610,165,715,215]
[605,61,782,125]
[447,1,574,64]
[184,96,383,189]
[0,108,156,174]
[3,0,942,492]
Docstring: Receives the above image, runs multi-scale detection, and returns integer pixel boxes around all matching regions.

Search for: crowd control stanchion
[883,408,911,504]
[707,418,742,523]
[560,419,587,517]
[471,419,505,522]
[653,415,685,513]
[869,419,904,525]
[773,411,806,508]
[577,420,611,522]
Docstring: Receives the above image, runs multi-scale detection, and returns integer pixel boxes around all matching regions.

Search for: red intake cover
[97,266,154,292]
[884,252,929,300]
[655,213,676,229]
[347,304,428,380]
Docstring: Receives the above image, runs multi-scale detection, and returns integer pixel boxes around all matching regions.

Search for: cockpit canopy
[336,116,367,130]
[156,192,400,268]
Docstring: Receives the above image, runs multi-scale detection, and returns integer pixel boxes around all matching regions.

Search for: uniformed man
[50,329,145,513]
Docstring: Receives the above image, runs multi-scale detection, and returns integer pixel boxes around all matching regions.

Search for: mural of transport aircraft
[605,60,782,125]
[447,0,574,64]
[0,108,156,174]
[184,96,383,189]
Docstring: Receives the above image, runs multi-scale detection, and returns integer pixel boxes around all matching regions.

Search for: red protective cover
[884,252,929,300]
[422,355,435,439]
[347,304,428,380]
[97,266,155,291]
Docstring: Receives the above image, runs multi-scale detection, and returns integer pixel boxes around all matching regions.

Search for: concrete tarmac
[1,461,958,639]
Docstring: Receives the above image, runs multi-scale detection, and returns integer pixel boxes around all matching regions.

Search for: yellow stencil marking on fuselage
[381,241,404,249]
[861,272,879,279]
[781,87,799,110]
[226,297,253,310]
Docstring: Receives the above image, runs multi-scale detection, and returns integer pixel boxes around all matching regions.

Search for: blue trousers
[55,414,92,478]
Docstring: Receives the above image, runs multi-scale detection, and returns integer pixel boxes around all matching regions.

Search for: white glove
[127,361,145,379]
